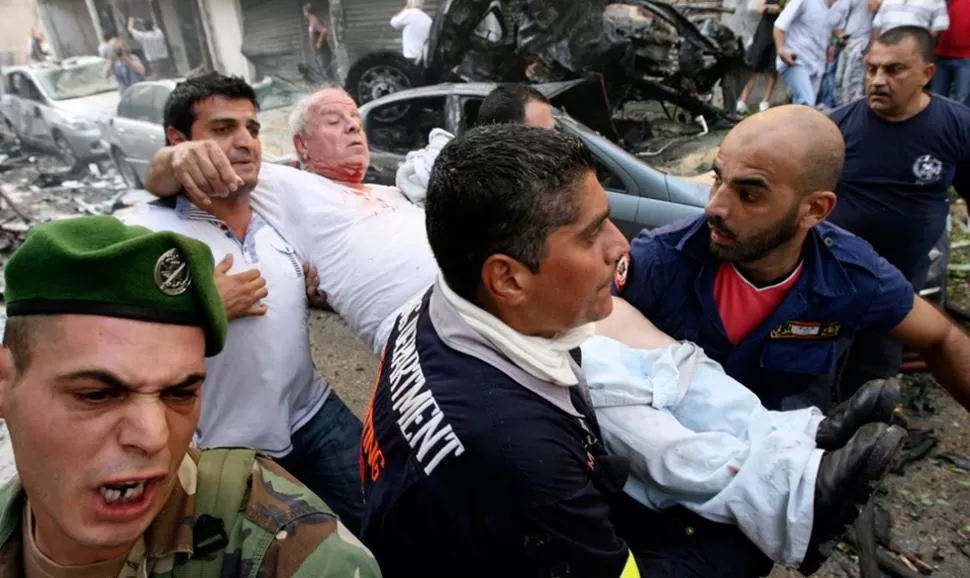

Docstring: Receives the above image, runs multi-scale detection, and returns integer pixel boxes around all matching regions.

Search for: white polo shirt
[123,196,330,457]
[250,163,438,354]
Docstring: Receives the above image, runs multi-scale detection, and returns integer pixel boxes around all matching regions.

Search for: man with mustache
[616,104,970,413]
[826,26,970,398]
[126,73,368,535]
[0,216,381,576]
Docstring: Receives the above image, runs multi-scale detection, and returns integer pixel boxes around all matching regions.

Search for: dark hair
[163,72,258,142]
[1,317,57,377]
[102,32,113,42]
[426,124,594,302]
[476,83,550,126]
[2,318,32,377]
[877,26,935,63]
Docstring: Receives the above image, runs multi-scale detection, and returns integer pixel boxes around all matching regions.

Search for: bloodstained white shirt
[251,163,438,353]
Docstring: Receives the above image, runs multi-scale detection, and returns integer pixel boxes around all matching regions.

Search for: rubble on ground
[0,141,153,332]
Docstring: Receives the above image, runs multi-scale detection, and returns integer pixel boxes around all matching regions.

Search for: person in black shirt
[738,0,784,114]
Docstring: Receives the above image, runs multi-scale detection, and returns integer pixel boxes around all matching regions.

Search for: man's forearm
[922,327,970,411]
[773,28,786,53]
[144,146,184,197]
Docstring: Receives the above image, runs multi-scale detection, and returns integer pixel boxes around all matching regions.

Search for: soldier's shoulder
[234,457,382,577]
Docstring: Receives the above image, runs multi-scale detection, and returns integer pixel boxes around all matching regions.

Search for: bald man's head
[706,105,842,267]
[724,105,845,195]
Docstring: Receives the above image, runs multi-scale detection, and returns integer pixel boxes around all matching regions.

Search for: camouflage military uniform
[0,449,382,577]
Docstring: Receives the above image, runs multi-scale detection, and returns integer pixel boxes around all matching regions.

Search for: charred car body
[345,0,745,133]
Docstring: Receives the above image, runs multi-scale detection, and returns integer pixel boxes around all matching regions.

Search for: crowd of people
[0,18,967,578]
[737,0,967,111]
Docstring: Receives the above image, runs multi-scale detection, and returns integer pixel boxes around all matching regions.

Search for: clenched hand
[304,262,332,311]
[213,254,268,320]
[171,141,246,206]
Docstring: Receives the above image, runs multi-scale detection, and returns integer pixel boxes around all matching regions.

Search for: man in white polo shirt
[125,72,365,534]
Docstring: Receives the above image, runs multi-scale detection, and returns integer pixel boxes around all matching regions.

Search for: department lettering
[387,301,465,475]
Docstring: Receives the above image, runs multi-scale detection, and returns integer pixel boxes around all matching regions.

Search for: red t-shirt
[714,261,803,344]
[937,0,970,59]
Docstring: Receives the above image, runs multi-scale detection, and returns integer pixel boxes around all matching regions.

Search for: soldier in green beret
[0,216,381,577]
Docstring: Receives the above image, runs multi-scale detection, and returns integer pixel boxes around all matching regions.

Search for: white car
[0,57,119,168]
[103,76,305,188]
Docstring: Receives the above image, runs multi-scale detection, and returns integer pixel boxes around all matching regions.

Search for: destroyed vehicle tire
[53,132,80,172]
[0,117,20,148]
[112,147,142,189]
[345,51,424,119]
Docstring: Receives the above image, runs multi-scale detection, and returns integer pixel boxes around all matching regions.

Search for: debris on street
[0,145,151,312]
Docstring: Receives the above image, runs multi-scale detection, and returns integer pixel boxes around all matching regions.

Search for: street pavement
[309,309,381,418]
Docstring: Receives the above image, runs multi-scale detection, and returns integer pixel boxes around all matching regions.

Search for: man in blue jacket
[614,104,970,415]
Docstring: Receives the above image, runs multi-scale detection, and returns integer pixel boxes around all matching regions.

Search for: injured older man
[587,301,906,570]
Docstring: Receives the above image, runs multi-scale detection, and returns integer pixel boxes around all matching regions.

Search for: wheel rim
[55,136,76,168]
[356,65,413,123]
[0,119,20,148]
[356,65,411,105]
[115,151,139,188]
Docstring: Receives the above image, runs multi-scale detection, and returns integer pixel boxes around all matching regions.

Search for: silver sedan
[103,76,305,188]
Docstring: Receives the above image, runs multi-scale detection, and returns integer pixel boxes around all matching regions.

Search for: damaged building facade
[6,0,442,84]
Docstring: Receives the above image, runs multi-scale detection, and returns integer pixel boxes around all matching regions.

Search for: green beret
[4,216,227,356]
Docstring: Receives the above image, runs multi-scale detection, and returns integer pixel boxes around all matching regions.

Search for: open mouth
[709,225,735,245]
[92,476,164,521]
[100,480,148,505]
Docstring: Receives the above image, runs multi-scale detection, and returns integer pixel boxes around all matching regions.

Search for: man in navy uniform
[613,103,970,415]
[359,124,906,578]
[827,26,970,397]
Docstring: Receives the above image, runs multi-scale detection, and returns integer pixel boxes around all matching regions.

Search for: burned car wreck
[344,0,746,135]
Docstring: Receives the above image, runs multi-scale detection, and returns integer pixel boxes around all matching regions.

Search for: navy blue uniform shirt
[613,216,915,411]
[360,288,634,578]
[827,96,970,280]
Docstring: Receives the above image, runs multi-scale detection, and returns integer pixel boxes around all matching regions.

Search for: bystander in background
[390,0,433,60]
[104,37,145,93]
[128,17,172,79]
[835,0,878,104]
[773,0,848,106]
[871,0,949,39]
[738,0,783,114]
[304,3,334,81]
[931,0,970,105]
[26,28,48,63]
